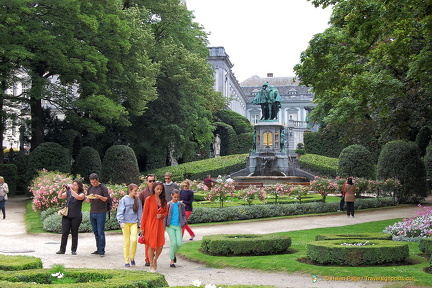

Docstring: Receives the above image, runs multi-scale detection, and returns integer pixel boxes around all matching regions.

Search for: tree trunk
[29,74,45,151]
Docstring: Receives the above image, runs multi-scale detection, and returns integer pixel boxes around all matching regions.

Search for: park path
[0,196,430,288]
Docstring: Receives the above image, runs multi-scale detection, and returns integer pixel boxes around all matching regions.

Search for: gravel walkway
[0,196,430,288]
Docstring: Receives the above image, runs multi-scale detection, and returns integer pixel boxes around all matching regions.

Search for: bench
[234,182,264,190]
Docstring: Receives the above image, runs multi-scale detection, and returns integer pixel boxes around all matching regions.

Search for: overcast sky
[185,0,333,82]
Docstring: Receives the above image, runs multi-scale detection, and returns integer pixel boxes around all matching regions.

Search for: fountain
[233,82,313,185]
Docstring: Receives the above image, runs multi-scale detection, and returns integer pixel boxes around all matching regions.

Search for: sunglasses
[164,178,171,180]
[148,180,156,183]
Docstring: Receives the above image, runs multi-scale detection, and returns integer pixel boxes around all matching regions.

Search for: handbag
[138,232,145,244]
[58,206,68,216]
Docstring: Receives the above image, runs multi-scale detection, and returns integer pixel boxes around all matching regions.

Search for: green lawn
[179,219,431,287]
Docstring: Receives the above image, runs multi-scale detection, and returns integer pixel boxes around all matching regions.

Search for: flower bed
[315,232,392,241]
[201,233,292,256]
[306,240,409,266]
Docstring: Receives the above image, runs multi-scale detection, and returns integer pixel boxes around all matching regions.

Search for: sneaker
[130,260,136,266]
[71,251,77,255]
[337,209,341,212]
[56,250,65,254]
[91,251,99,255]
[125,263,130,267]
[170,264,176,268]
[145,262,150,267]
[99,252,105,257]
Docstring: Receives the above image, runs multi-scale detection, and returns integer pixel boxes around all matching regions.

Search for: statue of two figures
[252,82,281,120]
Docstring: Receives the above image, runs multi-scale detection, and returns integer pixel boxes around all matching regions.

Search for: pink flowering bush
[309,177,339,202]
[31,170,75,212]
[384,205,432,241]
[205,183,235,208]
[105,183,127,214]
[237,185,267,205]
[288,185,309,203]
[264,183,291,204]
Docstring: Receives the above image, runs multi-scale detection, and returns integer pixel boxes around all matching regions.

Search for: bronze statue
[252,82,281,120]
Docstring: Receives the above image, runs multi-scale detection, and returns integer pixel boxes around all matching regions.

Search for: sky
[185,0,333,82]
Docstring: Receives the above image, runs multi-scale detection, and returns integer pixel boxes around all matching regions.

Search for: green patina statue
[252,82,281,120]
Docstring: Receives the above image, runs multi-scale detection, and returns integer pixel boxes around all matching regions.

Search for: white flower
[192,279,202,287]
[205,284,216,288]
[58,273,64,279]
[51,272,60,277]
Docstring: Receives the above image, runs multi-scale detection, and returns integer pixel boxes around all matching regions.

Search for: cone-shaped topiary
[101,145,140,185]
[26,142,70,182]
[73,146,102,182]
[338,144,374,179]
[377,140,427,203]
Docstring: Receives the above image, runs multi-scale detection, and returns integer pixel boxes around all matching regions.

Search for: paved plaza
[0,196,430,288]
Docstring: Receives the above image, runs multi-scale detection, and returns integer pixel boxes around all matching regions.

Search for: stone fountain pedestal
[247,121,290,176]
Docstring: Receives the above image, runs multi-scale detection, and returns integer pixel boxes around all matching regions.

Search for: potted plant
[295,143,305,157]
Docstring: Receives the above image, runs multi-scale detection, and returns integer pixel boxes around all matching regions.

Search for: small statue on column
[213,134,221,157]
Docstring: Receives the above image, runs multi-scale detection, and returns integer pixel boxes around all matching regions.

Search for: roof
[240,75,300,87]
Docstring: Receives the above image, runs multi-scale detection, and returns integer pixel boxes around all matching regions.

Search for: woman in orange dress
[140,182,167,272]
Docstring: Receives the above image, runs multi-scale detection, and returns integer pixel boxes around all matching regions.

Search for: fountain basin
[234,176,309,186]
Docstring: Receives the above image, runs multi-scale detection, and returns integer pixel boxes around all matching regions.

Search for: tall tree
[296,0,432,142]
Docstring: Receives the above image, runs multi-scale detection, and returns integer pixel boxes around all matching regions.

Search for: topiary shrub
[0,255,42,271]
[376,140,427,203]
[425,144,432,181]
[419,238,432,255]
[315,233,392,241]
[201,233,291,256]
[26,142,70,183]
[215,110,254,134]
[337,144,375,179]
[415,125,432,157]
[0,164,17,196]
[101,145,140,185]
[307,240,409,266]
[13,153,30,195]
[58,129,82,160]
[72,146,102,182]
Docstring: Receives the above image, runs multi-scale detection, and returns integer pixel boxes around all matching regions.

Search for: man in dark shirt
[86,173,110,256]
[138,174,156,266]
[163,172,179,202]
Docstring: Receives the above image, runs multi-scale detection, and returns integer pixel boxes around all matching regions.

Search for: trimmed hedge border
[201,233,292,256]
[419,238,432,255]
[0,255,42,271]
[307,240,409,266]
[315,232,392,241]
[0,268,167,287]
[189,197,396,224]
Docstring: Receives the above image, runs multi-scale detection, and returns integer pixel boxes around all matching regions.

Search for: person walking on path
[56,180,86,255]
[338,178,348,212]
[164,189,186,268]
[180,179,195,240]
[86,173,110,256]
[139,174,156,266]
[0,176,9,219]
[163,172,179,202]
[116,183,142,267]
[141,182,167,272]
[344,178,357,218]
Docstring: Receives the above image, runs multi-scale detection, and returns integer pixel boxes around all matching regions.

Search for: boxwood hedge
[315,232,392,241]
[307,240,409,266]
[201,233,292,256]
[0,255,42,271]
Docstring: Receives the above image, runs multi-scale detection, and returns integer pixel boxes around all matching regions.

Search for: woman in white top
[0,176,9,219]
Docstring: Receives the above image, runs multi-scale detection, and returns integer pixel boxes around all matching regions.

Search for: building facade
[207,47,316,154]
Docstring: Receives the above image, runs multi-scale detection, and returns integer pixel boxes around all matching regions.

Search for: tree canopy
[296,0,432,143]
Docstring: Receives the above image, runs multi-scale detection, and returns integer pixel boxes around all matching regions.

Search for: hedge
[0,164,17,196]
[0,255,42,271]
[299,154,338,177]
[201,233,291,256]
[0,269,167,287]
[307,240,409,266]
[419,238,432,255]
[189,197,396,224]
[147,154,248,181]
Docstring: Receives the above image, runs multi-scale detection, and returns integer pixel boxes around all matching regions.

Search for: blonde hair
[181,179,192,188]
[0,176,4,183]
